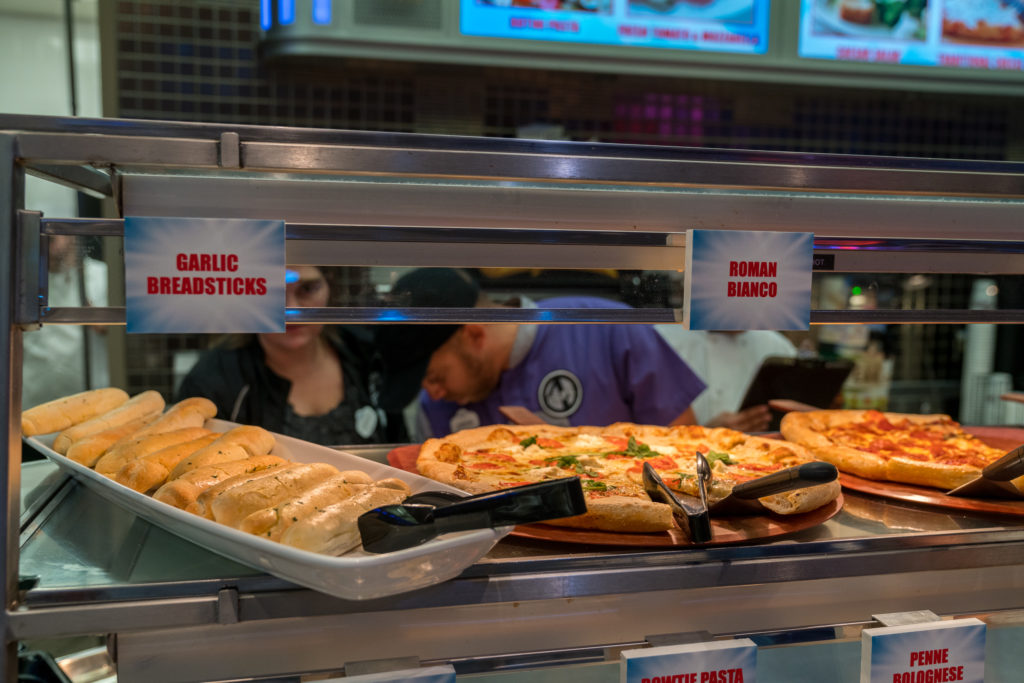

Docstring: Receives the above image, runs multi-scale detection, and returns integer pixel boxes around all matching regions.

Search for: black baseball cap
[374,268,481,411]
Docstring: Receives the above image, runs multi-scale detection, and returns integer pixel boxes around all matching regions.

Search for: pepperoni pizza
[780,409,1023,491]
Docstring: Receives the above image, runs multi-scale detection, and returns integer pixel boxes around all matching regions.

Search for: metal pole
[63,0,78,117]
[1,132,25,681]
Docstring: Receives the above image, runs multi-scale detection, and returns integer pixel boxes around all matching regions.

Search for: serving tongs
[946,444,1024,500]
[358,476,587,553]
[645,451,839,534]
[643,455,713,543]
[694,459,839,516]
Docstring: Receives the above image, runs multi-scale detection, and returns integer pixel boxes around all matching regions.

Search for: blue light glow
[377,312,409,322]
[312,0,332,25]
[279,0,295,25]
[260,0,271,30]
[285,269,300,283]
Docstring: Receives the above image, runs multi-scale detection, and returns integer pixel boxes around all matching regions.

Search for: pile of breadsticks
[21,388,411,556]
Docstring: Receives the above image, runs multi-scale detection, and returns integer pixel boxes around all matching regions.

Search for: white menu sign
[621,638,757,683]
[861,618,986,683]
[683,229,813,331]
[124,216,285,334]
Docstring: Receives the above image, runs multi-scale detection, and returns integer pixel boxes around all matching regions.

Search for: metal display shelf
[3,115,1024,682]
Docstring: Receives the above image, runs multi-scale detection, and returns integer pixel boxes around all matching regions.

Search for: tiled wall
[110,1,1021,157]
[108,0,1017,404]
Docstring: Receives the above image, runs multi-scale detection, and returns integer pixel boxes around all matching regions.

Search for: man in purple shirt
[375,269,706,438]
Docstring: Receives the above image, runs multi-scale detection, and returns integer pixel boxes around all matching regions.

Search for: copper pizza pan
[809,426,1024,517]
[386,445,843,548]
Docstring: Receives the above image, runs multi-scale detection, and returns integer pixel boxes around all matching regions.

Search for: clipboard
[739,356,855,430]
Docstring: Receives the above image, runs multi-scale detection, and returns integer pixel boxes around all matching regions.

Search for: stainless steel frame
[4,114,1024,682]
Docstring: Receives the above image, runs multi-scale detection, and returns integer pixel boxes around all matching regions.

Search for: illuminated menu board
[459,0,772,56]
[799,0,1024,71]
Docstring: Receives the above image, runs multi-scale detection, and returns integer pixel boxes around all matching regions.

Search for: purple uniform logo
[537,369,583,419]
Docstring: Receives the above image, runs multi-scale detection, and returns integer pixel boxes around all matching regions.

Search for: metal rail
[4,113,1024,197]
[39,218,1024,253]
[35,306,1024,326]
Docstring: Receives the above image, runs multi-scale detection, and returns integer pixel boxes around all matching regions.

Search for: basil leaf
[544,454,579,469]
[605,436,659,458]
[519,435,537,448]
[582,480,609,492]
[544,455,597,477]
[706,451,734,466]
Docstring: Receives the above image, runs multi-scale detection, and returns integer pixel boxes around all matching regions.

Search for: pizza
[780,409,1023,492]
[416,422,842,533]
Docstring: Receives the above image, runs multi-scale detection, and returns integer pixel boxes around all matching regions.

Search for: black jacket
[176,329,407,445]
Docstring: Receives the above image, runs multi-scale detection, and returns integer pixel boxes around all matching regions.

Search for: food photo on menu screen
[461,0,770,54]
[941,0,1024,45]
[799,0,1024,69]
[804,0,929,49]
[627,0,757,24]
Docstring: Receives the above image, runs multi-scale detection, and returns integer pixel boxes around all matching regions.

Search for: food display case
[2,114,1024,683]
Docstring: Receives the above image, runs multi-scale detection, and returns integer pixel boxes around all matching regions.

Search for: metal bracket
[344,656,420,677]
[871,610,941,628]
[14,210,41,329]
[23,163,112,199]
[645,630,715,648]
[603,631,715,661]
[216,587,240,625]
[219,132,240,169]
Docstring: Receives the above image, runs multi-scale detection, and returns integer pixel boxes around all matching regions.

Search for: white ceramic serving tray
[25,419,509,600]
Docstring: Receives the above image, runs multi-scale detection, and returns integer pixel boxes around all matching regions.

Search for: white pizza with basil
[417,423,841,532]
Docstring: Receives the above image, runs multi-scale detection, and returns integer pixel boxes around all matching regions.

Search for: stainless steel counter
[18,443,1024,610]
[16,445,1024,681]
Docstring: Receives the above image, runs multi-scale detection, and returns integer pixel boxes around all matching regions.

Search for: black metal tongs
[643,451,839,543]
[946,444,1024,499]
[358,477,587,553]
[690,460,838,516]
[643,453,713,543]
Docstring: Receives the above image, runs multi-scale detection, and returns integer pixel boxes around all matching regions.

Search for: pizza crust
[779,410,993,490]
[759,480,842,515]
[544,495,674,533]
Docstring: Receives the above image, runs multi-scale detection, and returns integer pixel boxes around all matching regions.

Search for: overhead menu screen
[459,1,772,56]
[799,0,1024,71]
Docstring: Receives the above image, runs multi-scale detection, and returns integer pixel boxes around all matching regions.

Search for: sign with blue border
[861,618,985,683]
[683,229,813,331]
[125,216,285,334]
[621,638,757,683]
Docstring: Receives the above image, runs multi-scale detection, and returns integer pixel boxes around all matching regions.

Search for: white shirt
[22,257,109,409]
[655,327,797,425]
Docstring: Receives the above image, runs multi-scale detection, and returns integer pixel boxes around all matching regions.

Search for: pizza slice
[779,409,1023,492]
[596,423,841,516]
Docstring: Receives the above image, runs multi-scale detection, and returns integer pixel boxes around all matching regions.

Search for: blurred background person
[177,265,404,446]
[22,235,109,409]
[655,327,797,432]
[375,268,707,439]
